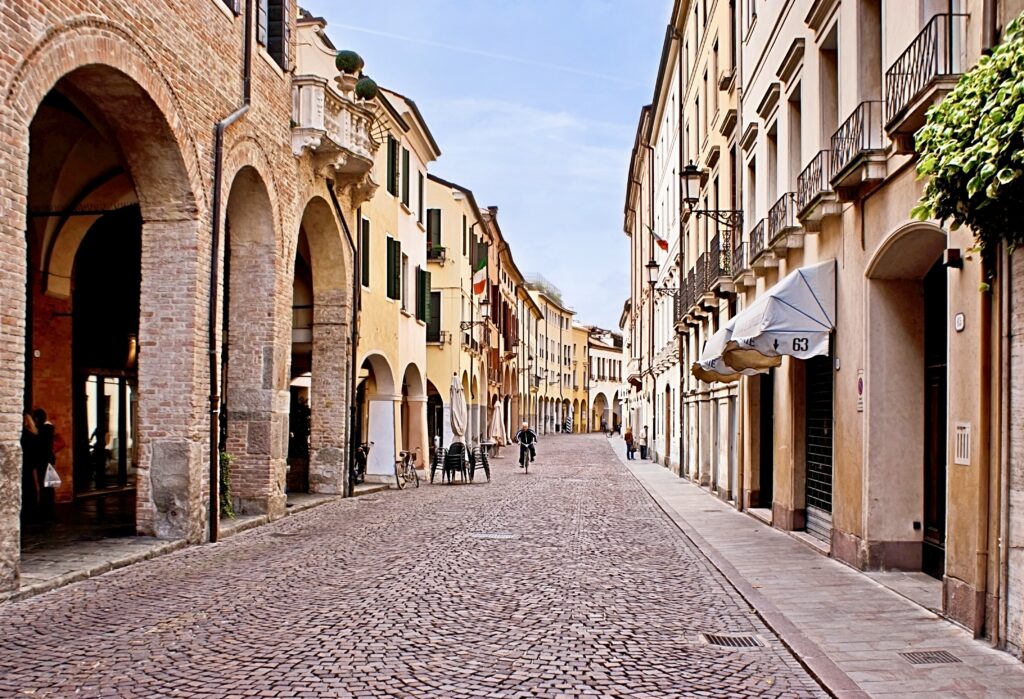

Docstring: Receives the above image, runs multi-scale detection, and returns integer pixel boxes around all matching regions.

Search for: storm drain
[469,532,519,541]
[700,633,765,649]
[899,650,961,665]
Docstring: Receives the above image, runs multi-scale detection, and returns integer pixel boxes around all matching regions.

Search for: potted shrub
[355,76,379,101]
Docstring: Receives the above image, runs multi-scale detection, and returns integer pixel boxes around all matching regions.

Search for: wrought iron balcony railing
[797,150,832,215]
[748,219,767,261]
[686,266,697,311]
[767,192,799,245]
[709,234,731,282]
[731,240,748,277]
[830,101,885,179]
[427,245,447,262]
[885,14,967,127]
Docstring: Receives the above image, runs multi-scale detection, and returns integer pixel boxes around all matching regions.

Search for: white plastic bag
[44,463,61,489]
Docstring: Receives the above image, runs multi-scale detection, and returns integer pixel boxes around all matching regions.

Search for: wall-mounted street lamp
[680,160,744,231]
[459,296,490,330]
[646,258,682,299]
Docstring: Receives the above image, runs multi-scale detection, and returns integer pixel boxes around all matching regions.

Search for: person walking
[624,427,635,460]
[638,426,649,460]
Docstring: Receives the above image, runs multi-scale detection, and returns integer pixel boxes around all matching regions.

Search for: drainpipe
[983,0,998,52]
[645,141,656,456]
[325,182,360,498]
[674,23,686,479]
[997,242,1012,648]
[977,252,994,638]
[209,0,253,543]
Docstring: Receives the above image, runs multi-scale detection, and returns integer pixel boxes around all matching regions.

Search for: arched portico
[357,353,397,479]
[401,363,428,467]
[14,57,205,591]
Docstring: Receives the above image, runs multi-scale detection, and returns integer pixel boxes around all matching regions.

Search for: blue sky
[302,0,669,329]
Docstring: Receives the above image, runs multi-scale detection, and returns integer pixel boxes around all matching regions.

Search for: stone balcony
[292,75,380,198]
[830,100,887,201]
[797,150,842,232]
[767,192,803,258]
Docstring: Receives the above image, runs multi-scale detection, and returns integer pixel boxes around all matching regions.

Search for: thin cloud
[331,23,647,87]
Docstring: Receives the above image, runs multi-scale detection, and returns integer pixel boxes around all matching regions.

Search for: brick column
[309,293,350,493]
[135,218,209,543]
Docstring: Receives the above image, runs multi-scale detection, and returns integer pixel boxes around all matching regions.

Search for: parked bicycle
[352,441,373,486]
[395,449,420,490]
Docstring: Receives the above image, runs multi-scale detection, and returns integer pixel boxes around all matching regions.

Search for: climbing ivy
[913,11,1024,254]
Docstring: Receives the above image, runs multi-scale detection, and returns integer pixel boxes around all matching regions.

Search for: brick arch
[223,137,286,253]
[5,18,204,219]
[298,195,351,294]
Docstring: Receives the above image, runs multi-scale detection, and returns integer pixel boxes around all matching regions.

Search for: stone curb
[1,538,189,604]
[611,441,867,699]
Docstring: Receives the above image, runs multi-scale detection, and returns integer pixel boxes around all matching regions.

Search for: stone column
[135,218,209,543]
[309,296,349,494]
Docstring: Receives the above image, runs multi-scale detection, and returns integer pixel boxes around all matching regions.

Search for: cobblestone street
[0,435,824,698]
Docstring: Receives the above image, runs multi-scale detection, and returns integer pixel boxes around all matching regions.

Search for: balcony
[767,192,803,256]
[748,218,778,275]
[797,150,841,232]
[731,236,754,290]
[708,234,735,295]
[830,100,887,201]
[885,13,967,154]
[291,76,380,197]
[694,253,717,313]
[427,245,447,263]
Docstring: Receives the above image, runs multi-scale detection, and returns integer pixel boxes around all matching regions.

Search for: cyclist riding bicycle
[512,422,538,468]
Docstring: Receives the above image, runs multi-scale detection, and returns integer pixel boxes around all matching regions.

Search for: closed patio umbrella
[450,375,467,445]
[489,398,508,446]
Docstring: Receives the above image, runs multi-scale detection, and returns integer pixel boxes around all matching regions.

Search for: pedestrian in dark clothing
[624,428,635,460]
[21,412,41,515]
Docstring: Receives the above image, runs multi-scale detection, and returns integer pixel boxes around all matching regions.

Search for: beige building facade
[627,0,1024,656]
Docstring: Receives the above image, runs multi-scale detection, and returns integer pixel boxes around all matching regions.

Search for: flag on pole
[649,225,669,252]
[473,256,487,295]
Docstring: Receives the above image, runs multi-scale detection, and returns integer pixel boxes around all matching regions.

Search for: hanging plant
[355,76,379,100]
[335,50,365,75]
[912,10,1024,255]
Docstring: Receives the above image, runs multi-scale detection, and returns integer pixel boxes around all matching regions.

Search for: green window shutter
[418,173,425,222]
[424,271,432,322]
[386,236,395,298]
[427,291,441,342]
[462,215,467,256]
[402,149,411,206]
[427,209,441,248]
[361,219,370,288]
[414,266,423,320]
[386,137,398,196]
[389,239,402,300]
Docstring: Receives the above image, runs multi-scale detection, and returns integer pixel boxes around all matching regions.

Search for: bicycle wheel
[411,465,420,488]
[395,464,405,490]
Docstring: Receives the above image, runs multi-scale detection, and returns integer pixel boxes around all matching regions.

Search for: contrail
[331,23,647,88]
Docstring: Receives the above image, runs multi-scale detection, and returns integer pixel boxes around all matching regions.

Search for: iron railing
[767,192,799,245]
[886,14,967,126]
[427,245,447,262]
[732,240,748,277]
[749,219,767,261]
[830,101,885,178]
[797,150,832,214]
[686,266,697,310]
[709,234,731,281]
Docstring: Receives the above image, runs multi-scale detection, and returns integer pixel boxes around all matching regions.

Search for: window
[386,237,402,300]
[401,148,411,207]
[426,291,441,341]
[222,0,240,13]
[415,267,432,322]
[257,0,290,70]
[360,218,370,288]
[386,136,399,196]
[401,253,409,309]
[427,209,442,250]
[418,172,425,223]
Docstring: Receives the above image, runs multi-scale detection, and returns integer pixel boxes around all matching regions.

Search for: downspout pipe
[983,0,998,52]
[998,242,1012,648]
[325,182,360,498]
[209,0,253,544]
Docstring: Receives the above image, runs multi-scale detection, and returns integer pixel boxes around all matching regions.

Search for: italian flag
[473,257,487,295]
[649,225,669,251]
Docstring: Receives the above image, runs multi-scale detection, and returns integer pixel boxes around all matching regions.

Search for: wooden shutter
[386,236,395,298]
[427,291,441,342]
[401,149,410,206]
[389,239,402,300]
[418,173,425,222]
[427,209,441,248]
[268,0,290,70]
[256,0,269,46]
[386,137,398,196]
[414,266,423,320]
[360,219,370,288]
[424,271,432,322]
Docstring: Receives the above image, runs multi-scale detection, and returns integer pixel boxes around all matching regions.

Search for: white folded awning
[691,315,768,383]
[722,259,836,372]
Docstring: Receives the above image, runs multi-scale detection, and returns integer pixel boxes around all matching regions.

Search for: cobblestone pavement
[0,434,826,698]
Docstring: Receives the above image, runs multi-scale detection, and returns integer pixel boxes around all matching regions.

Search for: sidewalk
[609,436,1024,698]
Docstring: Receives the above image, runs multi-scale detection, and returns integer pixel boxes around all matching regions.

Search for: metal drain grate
[900,650,961,665]
[700,633,765,649]
[469,532,519,540]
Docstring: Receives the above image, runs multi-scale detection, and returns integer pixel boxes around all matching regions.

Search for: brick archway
[3,42,208,589]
